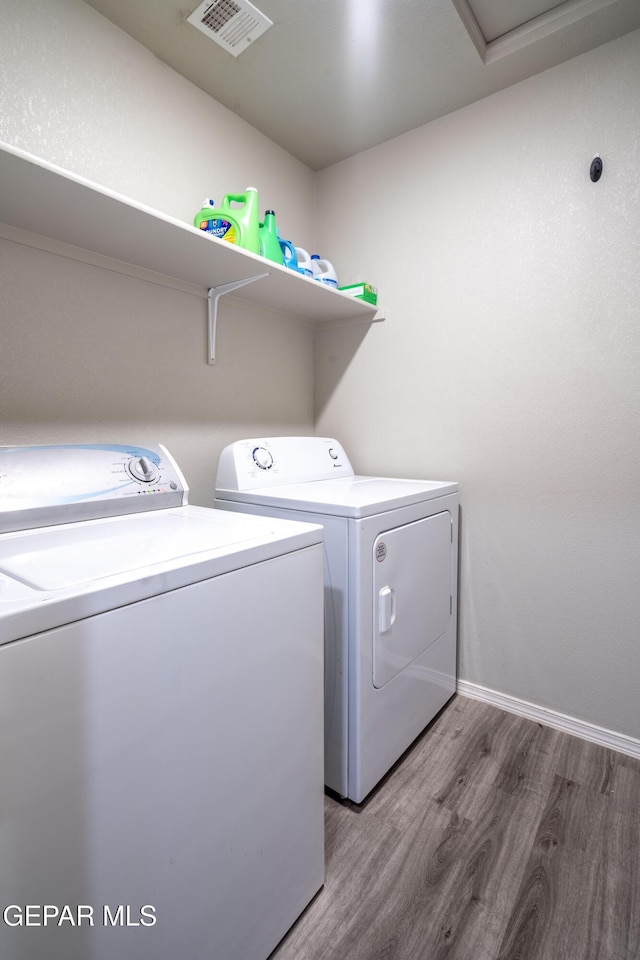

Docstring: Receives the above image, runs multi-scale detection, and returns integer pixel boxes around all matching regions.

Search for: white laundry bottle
[310,254,338,287]
[294,247,314,278]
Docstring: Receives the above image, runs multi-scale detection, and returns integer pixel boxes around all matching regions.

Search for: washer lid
[216,475,458,518]
[0,505,322,645]
[0,509,279,591]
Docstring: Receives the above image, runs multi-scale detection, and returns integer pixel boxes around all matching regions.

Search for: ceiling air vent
[186,0,273,57]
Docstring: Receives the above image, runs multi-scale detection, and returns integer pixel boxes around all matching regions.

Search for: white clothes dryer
[0,443,324,960]
[215,436,459,803]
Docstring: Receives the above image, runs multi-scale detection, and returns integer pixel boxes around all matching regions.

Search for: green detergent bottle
[259,210,284,265]
[193,188,260,254]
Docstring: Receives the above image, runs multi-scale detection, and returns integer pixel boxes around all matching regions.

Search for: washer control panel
[216,437,354,491]
[0,443,188,533]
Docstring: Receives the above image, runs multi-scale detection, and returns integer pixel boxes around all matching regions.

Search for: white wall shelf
[0,143,384,354]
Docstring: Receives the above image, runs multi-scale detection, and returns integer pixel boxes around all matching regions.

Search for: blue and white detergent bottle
[310,254,338,287]
[278,237,298,271]
[294,247,314,278]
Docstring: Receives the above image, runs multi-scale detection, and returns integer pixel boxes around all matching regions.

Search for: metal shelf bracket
[207,273,269,364]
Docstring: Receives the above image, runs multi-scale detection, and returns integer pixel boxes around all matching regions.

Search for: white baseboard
[456,680,640,761]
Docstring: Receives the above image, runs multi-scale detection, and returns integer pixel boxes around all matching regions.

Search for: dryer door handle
[378,586,396,635]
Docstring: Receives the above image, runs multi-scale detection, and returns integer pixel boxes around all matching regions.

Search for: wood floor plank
[274,795,414,958]
[324,803,470,960]
[585,763,640,960]
[496,775,611,960]
[493,718,561,802]
[552,733,618,795]
[401,787,546,960]
[274,797,463,960]
[269,696,640,960]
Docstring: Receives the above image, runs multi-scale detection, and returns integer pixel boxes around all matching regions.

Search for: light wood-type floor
[270,695,640,960]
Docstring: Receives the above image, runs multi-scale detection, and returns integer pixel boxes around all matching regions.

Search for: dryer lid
[216,437,457,518]
[216,475,458,518]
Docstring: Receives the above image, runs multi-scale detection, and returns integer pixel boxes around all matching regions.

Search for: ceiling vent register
[186,0,273,56]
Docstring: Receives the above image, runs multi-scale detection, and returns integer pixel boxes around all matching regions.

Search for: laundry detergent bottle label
[198,217,237,243]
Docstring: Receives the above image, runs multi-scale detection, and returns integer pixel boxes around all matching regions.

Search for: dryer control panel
[216,437,354,491]
[0,443,187,533]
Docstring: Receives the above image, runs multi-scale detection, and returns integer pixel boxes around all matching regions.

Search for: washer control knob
[328,448,339,460]
[252,446,274,470]
[128,456,159,483]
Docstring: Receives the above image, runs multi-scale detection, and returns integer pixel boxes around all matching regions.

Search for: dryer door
[372,511,452,688]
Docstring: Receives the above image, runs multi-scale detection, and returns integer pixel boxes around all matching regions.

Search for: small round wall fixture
[590,156,603,182]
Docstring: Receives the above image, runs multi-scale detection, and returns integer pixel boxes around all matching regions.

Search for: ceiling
[83,0,640,170]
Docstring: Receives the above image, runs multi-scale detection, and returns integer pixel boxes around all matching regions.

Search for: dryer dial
[252,446,274,471]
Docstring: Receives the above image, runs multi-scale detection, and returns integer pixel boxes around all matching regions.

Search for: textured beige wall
[0,0,317,503]
[315,30,640,742]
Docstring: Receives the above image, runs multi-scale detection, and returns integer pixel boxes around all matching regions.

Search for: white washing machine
[215,437,459,803]
[0,443,324,960]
